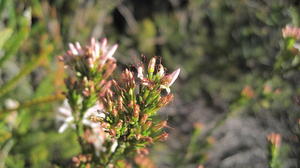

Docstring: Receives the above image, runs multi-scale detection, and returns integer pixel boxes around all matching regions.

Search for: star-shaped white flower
[56,100,105,133]
[161,68,180,93]
[56,100,75,133]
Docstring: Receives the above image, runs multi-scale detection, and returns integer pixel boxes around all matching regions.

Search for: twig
[0,93,64,118]
[117,4,138,33]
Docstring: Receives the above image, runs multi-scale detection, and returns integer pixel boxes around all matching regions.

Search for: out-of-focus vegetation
[0,0,300,167]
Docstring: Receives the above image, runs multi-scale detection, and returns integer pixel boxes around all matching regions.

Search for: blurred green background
[0,0,300,167]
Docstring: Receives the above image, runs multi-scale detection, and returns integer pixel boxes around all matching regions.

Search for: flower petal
[167,68,180,87]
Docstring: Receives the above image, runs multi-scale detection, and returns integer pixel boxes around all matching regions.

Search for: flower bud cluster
[72,154,92,168]
[60,38,117,114]
[99,57,180,160]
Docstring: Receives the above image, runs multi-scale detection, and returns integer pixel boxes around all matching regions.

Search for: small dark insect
[96,109,102,114]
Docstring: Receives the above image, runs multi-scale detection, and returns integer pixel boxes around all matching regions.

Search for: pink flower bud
[137,66,144,79]
[143,121,152,131]
[90,38,96,47]
[136,134,142,140]
[116,120,123,128]
[100,38,107,48]
[68,43,78,55]
[57,55,64,61]
[158,94,174,107]
[118,96,124,111]
[155,132,168,141]
[141,136,153,143]
[75,42,82,50]
[112,108,118,117]
[87,57,94,68]
[82,88,90,97]
[93,42,100,58]
[133,104,140,119]
[148,57,156,74]
[137,148,149,155]
[267,133,281,148]
[140,114,148,125]
[153,120,167,131]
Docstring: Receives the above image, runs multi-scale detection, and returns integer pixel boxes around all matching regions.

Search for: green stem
[75,120,85,153]
[72,101,86,154]
[105,140,125,167]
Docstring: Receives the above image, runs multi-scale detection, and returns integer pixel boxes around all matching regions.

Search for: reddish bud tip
[267,133,281,148]
[156,132,169,141]
[153,120,168,131]
[140,114,148,125]
[133,104,140,119]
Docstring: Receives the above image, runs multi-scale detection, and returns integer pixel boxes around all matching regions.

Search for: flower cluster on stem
[58,38,180,167]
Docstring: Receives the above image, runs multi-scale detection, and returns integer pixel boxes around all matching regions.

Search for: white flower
[68,43,79,55]
[89,126,106,154]
[161,68,180,93]
[82,103,107,153]
[4,99,19,109]
[56,100,105,133]
[56,100,75,133]
[294,42,300,51]
[110,140,118,152]
[64,38,118,68]
[4,99,19,127]
[57,100,108,153]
